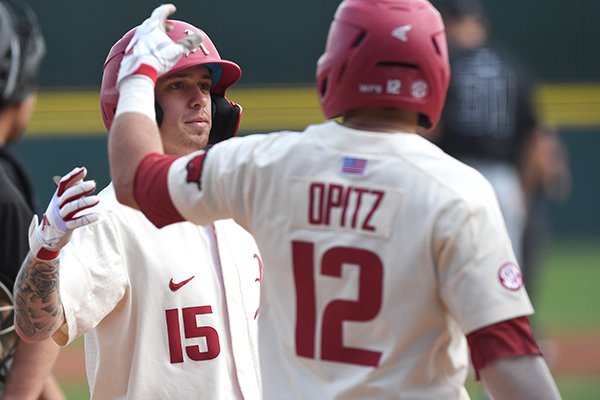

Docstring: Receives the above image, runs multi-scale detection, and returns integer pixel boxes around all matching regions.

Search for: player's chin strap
[154,93,242,145]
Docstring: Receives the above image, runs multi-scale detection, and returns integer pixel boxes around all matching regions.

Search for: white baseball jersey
[154,121,534,399]
[54,184,262,400]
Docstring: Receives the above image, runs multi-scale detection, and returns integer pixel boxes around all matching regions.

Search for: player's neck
[342,108,418,133]
[0,107,16,145]
[0,97,35,145]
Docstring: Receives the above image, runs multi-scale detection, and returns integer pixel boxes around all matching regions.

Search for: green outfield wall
[27,0,600,86]
[16,0,600,237]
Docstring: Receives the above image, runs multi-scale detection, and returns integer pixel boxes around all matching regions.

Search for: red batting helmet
[316,0,450,129]
[101,20,242,142]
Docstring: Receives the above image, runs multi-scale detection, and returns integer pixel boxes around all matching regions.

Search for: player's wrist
[28,217,62,261]
[130,64,158,84]
[33,247,61,262]
[115,74,156,122]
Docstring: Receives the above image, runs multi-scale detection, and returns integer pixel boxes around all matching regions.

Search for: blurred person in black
[427,0,538,282]
[429,0,571,307]
[520,123,571,304]
[0,0,65,398]
[426,1,572,392]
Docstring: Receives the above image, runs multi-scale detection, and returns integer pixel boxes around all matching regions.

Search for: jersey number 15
[166,306,221,363]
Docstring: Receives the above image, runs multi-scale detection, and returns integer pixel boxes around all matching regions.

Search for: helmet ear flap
[208,94,242,145]
[155,101,164,127]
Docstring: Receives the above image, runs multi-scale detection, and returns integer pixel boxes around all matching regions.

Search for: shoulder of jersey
[422,151,497,204]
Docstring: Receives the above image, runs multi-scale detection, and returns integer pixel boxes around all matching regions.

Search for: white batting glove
[29,167,100,261]
[116,3,203,87]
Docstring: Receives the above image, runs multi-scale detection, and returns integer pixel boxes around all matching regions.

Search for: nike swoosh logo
[169,276,195,291]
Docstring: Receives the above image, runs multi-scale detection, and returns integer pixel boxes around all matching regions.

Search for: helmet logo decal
[184,29,210,56]
[411,80,428,99]
[359,84,382,94]
[391,25,412,43]
[199,43,210,55]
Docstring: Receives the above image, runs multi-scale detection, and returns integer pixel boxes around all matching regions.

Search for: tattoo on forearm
[14,253,64,338]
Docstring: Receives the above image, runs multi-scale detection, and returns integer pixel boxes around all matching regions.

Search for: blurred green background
[11,0,600,398]
[469,239,600,399]
[17,0,600,235]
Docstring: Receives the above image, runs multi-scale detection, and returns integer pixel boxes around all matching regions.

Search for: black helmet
[0,0,45,107]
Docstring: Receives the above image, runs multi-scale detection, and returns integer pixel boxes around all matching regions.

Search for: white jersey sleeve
[167,134,275,231]
[432,173,533,334]
[57,191,128,346]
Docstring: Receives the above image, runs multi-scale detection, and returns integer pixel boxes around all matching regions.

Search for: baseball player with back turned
[109,2,562,399]
[14,18,262,400]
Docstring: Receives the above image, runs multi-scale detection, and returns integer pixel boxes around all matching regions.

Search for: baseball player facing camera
[14,14,262,400]
[109,2,561,399]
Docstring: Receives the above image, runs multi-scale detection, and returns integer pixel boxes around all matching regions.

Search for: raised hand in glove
[29,167,99,261]
[117,3,203,86]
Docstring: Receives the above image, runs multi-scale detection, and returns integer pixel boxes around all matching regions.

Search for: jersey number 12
[292,240,383,367]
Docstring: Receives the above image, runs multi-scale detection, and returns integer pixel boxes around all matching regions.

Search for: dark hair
[0,0,45,109]
[433,0,486,20]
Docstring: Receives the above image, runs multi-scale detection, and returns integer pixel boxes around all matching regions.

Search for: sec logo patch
[498,262,523,291]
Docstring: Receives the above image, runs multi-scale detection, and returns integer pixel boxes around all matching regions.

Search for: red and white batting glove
[28,167,100,261]
[116,3,203,86]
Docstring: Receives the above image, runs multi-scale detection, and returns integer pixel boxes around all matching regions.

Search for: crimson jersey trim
[467,316,542,380]
[134,152,184,228]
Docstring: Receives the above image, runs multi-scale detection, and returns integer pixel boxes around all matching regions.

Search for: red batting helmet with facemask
[101,20,242,144]
[316,0,450,129]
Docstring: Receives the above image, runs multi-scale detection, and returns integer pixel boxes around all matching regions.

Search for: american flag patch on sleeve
[341,156,368,175]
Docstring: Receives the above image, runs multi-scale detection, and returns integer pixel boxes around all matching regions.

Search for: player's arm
[467,317,561,399]
[108,4,202,208]
[110,112,163,209]
[2,339,64,400]
[14,167,98,342]
[14,253,65,342]
[481,355,561,400]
